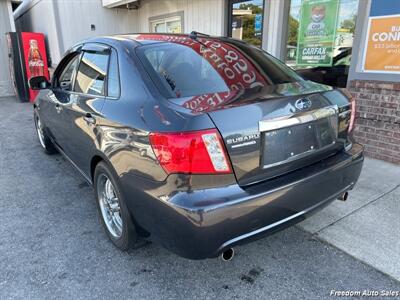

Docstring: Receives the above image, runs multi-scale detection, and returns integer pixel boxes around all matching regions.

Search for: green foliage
[340,15,357,33]
[239,3,263,14]
[288,15,299,46]
[235,3,263,46]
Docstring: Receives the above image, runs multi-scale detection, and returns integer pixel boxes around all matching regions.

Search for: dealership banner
[363,0,400,73]
[296,0,339,67]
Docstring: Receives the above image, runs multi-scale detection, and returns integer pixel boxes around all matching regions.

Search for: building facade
[0,0,15,97]
[10,0,400,164]
[14,0,227,64]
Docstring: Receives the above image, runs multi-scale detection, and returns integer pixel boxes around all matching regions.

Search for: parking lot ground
[1,96,399,299]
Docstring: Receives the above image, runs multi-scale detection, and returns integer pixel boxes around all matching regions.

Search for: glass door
[228,0,265,47]
[286,0,359,87]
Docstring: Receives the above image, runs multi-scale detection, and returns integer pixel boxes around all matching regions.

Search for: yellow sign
[363,15,400,73]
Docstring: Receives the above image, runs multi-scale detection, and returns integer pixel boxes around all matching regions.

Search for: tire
[94,161,137,250]
[34,111,57,154]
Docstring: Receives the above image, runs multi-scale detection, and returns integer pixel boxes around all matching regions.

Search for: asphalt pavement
[0,96,399,299]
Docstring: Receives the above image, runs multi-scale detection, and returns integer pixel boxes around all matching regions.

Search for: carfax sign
[363,0,400,73]
[296,0,339,67]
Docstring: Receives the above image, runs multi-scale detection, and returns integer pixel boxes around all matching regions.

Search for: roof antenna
[189,31,210,40]
[189,31,198,40]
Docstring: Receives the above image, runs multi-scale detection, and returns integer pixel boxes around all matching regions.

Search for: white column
[0,0,15,97]
[7,0,15,31]
[262,0,290,60]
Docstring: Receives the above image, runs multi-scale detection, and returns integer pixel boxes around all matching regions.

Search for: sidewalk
[298,157,400,281]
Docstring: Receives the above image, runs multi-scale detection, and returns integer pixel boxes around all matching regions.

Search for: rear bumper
[122,143,364,259]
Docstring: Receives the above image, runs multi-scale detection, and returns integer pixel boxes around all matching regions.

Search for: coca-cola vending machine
[6,32,50,103]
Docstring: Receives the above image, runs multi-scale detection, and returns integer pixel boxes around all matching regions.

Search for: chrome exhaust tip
[221,248,235,261]
[337,191,349,201]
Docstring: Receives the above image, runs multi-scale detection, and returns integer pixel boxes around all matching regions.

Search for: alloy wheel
[97,174,123,238]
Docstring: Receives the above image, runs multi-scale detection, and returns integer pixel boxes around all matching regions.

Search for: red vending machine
[6,32,50,103]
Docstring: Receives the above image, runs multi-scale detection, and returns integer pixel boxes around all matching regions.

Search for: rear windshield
[136,38,304,98]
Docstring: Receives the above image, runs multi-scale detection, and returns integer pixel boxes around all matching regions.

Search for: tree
[288,15,299,46]
[236,3,263,46]
[340,15,357,33]
[239,3,263,14]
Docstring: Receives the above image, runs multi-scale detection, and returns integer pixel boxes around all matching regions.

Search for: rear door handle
[55,104,62,113]
[84,113,96,125]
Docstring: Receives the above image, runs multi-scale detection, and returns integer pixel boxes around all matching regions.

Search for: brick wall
[348,80,400,164]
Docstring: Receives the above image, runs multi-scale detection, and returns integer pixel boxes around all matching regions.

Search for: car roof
[81,33,225,48]
[66,33,246,59]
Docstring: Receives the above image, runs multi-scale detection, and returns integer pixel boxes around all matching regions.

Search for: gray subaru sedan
[29,32,363,260]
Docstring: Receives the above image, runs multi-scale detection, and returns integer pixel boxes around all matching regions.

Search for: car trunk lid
[169,81,352,186]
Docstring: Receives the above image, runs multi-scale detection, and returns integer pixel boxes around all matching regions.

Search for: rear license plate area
[262,116,338,168]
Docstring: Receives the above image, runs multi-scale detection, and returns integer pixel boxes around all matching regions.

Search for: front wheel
[34,111,57,154]
[94,161,137,250]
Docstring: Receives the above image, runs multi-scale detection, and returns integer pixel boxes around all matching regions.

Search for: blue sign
[255,14,262,34]
[370,0,400,17]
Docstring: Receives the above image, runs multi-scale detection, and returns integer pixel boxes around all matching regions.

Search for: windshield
[136,35,304,98]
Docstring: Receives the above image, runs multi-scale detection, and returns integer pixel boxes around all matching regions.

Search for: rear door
[61,43,111,176]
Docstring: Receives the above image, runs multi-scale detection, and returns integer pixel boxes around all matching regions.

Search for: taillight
[149,129,232,174]
[340,88,356,133]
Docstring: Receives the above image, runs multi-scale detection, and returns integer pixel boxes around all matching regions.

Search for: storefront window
[150,16,182,34]
[286,0,359,87]
[229,0,265,47]
[287,0,359,67]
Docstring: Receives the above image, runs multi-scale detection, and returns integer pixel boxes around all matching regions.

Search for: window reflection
[142,43,230,97]
[135,34,303,100]
[107,49,120,98]
[57,55,79,92]
[74,52,108,96]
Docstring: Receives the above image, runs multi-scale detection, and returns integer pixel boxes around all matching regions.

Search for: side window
[145,48,165,72]
[107,49,120,98]
[57,54,80,91]
[74,52,109,96]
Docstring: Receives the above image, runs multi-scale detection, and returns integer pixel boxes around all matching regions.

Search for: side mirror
[29,76,51,90]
